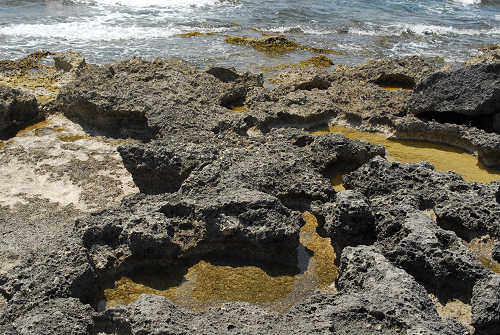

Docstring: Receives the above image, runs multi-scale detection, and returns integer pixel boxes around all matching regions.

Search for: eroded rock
[0,86,39,139]
[408,63,500,134]
[472,275,500,334]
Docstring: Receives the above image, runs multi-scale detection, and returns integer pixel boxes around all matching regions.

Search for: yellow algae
[231,105,248,112]
[177,32,215,38]
[465,237,500,274]
[104,276,177,308]
[311,125,500,184]
[301,212,337,291]
[331,174,345,191]
[103,213,338,311]
[188,260,295,303]
[224,35,342,55]
[58,134,88,142]
[430,294,472,332]
[298,55,334,68]
[15,120,50,136]
[378,85,413,91]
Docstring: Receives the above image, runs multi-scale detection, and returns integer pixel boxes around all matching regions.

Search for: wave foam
[0,21,182,41]
[76,0,221,8]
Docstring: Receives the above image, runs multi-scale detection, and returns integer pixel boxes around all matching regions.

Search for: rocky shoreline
[1,47,499,334]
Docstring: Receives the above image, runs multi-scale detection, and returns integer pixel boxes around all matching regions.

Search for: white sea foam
[0,20,183,41]
[75,0,220,8]
[350,22,500,37]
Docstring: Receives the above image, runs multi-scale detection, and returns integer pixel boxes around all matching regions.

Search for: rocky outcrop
[57,57,263,140]
[466,44,500,66]
[393,117,500,168]
[0,85,39,139]
[344,157,500,240]
[0,51,85,108]
[472,275,500,334]
[10,298,95,335]
[315,191,376,256]
[94,245,468,335]
[77,190,303,275]
[118,141,219,194]
[334,55,447,88]
[3,51,500,335]
[291,245,469,334]
[407,63,500,134]
[493,243,500,263]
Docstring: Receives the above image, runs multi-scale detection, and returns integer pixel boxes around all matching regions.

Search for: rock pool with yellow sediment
[312,125,500,185]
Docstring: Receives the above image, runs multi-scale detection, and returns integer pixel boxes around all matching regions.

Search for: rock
[0,244,97,325]
[393,117,500,168]
[472,275,500,335]
[224,35,340,54]
[11,298,96,335]
[372,204,488,301]
[98,295,190,335]
[0,51,83,106]
[466,44,500,66]
[118,141,218,194]
[408,63,500,120]
[316,191,376,255]
[493,243,500,263]
[493,113,500,133]
[292,245,470,334]
[77,190,303,276]
[335,55,447,88]
[0,85,39,139]
[344,156,500,239]
[53,51,86,73]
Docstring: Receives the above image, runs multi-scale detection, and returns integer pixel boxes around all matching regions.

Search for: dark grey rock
[98,295,190,335]
[11,298,96,335]
[344,156,500,240]
[472,275,500,335]
[0,85,40,139]
[57,58,260,140]
[292,245,470,335]
[53,51,86,73]
[77,190,303,276]
[118,141,218,194]
[408,63,500,117]
[373,204,487,301]
[316,191,376,255]
[393,117,500,168]
[493,243,500,263]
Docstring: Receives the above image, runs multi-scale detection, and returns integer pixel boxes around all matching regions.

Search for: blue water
[0,0,499,70]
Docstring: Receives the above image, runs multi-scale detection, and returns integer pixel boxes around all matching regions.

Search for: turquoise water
[0,0,499,70]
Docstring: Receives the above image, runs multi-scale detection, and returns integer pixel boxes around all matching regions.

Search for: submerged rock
[224,35,340,55]
[0,85,39,139]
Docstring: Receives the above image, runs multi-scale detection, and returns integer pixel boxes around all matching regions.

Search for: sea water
[0,0,499,71]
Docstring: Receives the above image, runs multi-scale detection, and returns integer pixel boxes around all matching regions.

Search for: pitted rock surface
[2,53,500,335]
[344,156,500,240]
[0,85,39,139]
[408,63,500,117]
[472,275,500,335]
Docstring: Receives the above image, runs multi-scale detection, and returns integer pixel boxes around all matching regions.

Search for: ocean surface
[1,0,499,71]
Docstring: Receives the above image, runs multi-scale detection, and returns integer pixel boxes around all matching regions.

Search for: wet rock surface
[1,52,499,334]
